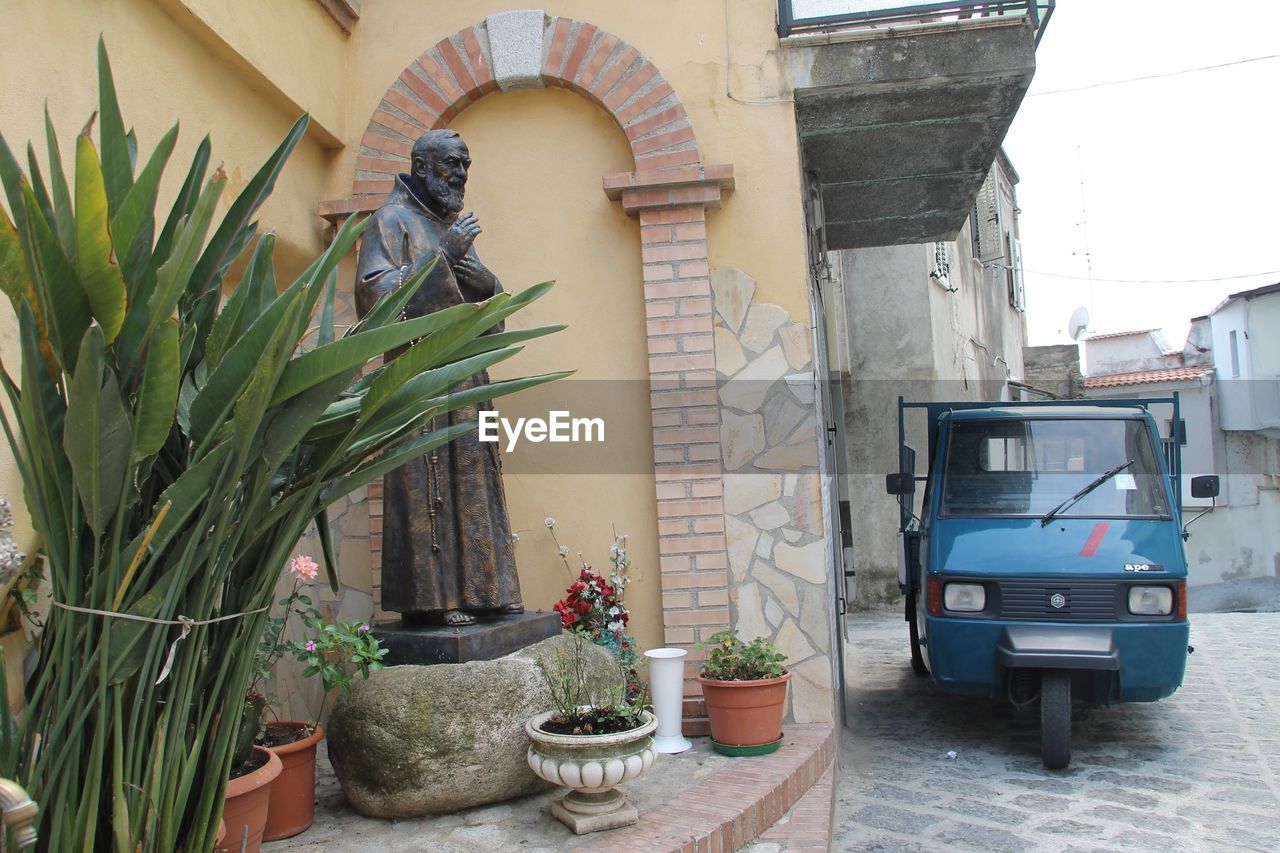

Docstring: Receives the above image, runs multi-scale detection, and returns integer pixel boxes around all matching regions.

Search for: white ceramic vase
[644,647,693,754]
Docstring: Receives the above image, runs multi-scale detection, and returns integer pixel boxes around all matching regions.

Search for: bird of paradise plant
[0,41,567,851]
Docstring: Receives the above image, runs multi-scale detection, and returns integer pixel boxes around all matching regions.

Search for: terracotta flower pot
[262,721,324,841]
[697,672,792,750]
[218,746,282,853]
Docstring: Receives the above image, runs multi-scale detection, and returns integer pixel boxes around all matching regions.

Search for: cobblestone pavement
[832,610,1280,852]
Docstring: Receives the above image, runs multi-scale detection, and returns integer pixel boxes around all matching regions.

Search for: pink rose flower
[289,554,319,582]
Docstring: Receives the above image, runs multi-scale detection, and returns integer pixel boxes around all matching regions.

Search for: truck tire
[906,594,928,676]
[1040,670,1071,769]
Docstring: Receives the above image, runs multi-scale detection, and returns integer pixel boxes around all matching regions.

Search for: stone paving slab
[832,610,1280,852]
[265,739,731,851]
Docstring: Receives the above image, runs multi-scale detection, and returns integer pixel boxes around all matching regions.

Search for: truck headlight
[1128,586,1173,616]
[943,583,986,612]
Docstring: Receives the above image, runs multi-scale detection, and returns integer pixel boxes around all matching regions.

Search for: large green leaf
[132,318,179,462]
[142,135,209,304]
[74,133,128,342]
[97,38,133,213]
[187,272,308,447]
[187,114,307,303]
[442,323,567,363]
[122,171,225,369]
[319,422,479,506]
[348,347,523,441]
[0,205,32,307]
[204,234,272,372]
[63,325,132,534]
[313,509,339,594]
[25,144,57,246]
[270,299,484,407]
[356,296,513,424]
[21,181,91,372]
[44,105,76,258]
[229,286,308,463]
[110,123,177,288]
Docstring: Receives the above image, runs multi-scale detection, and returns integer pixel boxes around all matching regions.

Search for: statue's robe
[354,175,521,617]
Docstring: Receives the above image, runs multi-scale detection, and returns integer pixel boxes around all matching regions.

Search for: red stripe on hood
[1080,522,1110,557]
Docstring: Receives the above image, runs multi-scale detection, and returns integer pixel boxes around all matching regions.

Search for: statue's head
[410,129,471,219]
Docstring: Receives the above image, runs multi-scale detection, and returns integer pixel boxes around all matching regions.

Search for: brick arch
[345,13,735,678]
[353,14,703,201]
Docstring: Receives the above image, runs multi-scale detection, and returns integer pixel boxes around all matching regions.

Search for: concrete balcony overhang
[789,16,1037,249]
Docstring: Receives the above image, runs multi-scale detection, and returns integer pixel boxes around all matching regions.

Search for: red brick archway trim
[351,17,704,199]
[335,15,733,665]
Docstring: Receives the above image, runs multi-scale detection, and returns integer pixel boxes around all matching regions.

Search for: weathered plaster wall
[838,206,1028,607]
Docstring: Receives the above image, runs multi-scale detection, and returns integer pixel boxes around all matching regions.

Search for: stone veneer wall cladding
[712,268,832,725]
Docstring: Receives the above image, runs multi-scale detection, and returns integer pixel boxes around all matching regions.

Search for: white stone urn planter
[525,708,658,834]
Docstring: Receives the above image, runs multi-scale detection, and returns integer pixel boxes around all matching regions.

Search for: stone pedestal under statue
[374,610,561,666]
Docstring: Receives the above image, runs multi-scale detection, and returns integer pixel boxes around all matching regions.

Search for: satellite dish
[1068,306,1090,341]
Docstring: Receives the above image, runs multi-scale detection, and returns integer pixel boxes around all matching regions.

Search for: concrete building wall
[1084,332,1180,376]
[836,158,1029,607]
[1023,344,1084,398]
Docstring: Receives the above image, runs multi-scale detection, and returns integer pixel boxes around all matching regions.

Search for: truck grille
[996,579,1119,622]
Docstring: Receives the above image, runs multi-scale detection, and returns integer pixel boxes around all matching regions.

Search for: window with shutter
[931,241,954,291]
[1007,235,1026,311]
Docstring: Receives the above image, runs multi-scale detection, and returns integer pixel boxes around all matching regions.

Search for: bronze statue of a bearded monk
[354,129,523,627]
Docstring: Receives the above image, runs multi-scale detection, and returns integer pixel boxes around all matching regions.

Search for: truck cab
[887,397,1218,768]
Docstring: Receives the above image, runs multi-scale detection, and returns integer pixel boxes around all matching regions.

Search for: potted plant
[218,746,281,853]
[0,42,567,851]
[695,630,791,756]
[262,598,385,840]
[525,630,657,834]
[230,552,385,841]
[543,520,640,698]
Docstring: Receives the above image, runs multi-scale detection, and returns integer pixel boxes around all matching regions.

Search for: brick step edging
[579,723,836,852]
[756,764,836,852]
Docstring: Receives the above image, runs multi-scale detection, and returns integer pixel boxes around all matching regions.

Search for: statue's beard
[425,174,465,216]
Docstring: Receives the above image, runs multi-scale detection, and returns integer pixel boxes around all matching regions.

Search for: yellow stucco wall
[449,87,664,649]
[2,1,815,657]
[0,0,346,556]
[344,0,809,319]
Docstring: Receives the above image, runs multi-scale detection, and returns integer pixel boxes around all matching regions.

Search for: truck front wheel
[906,594,928,676]
[1040,670,1071,769]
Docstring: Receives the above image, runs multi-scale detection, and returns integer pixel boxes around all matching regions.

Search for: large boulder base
[326,633,622,818]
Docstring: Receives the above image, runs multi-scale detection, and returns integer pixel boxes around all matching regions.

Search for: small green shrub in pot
[695,630,791,754]
[697,630,787,681]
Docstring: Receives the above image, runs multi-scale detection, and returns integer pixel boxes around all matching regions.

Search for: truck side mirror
[885,473,915,495]
[1190,475,1219,499]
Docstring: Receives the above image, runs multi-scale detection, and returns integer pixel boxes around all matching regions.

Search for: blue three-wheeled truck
[886,395,1218,768]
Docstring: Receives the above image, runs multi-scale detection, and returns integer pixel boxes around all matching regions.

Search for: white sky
[1003,0,1280,345]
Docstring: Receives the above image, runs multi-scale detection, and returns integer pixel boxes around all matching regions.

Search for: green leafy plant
[696,630,788,682]
[0,41,567,852]
[537,628,649,735]
[289,614,386,724]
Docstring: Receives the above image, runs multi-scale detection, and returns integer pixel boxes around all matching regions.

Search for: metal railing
[778,1,1055,45]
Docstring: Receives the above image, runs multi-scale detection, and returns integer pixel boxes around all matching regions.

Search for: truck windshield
[940,418,1170,518]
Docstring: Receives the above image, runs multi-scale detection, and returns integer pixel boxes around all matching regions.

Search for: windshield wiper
[1040,459,1134,527]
